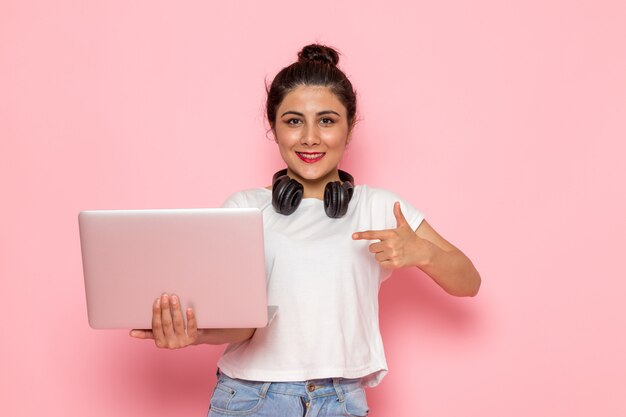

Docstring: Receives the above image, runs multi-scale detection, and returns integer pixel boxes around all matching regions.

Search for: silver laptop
[79,208,275,329]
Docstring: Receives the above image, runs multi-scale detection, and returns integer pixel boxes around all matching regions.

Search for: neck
[287,168,341,200]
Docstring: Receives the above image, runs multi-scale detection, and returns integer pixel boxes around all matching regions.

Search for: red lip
[296,152,325,163]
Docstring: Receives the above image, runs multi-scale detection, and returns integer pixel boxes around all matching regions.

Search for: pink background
[2,1,625,416]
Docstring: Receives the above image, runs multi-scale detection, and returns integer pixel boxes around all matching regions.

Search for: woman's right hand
[130,293,199,349]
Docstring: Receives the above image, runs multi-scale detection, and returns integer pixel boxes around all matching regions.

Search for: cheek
[277,145,292,160]
[321,131,348,149]
[275,135,297,159]
[274,126,298,145]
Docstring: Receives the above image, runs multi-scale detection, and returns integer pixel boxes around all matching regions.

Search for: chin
[294,167,337,183]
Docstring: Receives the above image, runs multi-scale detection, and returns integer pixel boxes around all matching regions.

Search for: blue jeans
[208,369,370,417]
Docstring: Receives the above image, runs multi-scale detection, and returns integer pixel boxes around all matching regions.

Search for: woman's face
[273,85,350,186]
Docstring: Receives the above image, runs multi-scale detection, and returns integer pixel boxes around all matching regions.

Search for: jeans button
[306,382,316,392]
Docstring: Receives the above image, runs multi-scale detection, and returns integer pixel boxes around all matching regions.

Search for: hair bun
[297,44,340,66]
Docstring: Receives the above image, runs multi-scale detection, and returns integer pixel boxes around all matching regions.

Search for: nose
[300,124,321,147]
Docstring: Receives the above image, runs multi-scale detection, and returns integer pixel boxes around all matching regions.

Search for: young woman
[130,44,481,417]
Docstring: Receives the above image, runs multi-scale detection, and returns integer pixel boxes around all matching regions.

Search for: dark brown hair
[266,44,357,131]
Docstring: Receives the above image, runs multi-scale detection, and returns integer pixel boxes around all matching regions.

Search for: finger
[368,241,386,254]
[394,201,409,228]
[170,295,186,338]
[353,229,395,241]
[186,308,198,341]
[380,259,395,269]
[152,297,165,341]
[129,329,154,339]
[160,294,175,337]
[375,251,390,262]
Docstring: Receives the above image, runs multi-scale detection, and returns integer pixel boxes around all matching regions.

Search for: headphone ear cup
[324,181,338,218]
[324,180,351,218]
[273,175,303,215]
[342,180,354,202]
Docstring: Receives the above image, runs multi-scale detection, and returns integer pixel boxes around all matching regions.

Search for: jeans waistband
[216,368,363,401]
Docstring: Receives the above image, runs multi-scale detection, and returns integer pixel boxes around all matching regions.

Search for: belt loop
[259,382,271,399]
[332,378,345,402]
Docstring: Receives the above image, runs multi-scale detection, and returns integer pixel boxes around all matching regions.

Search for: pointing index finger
[352,229,394,241]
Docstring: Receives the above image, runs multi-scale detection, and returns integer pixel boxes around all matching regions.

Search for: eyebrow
[280,110,342,118]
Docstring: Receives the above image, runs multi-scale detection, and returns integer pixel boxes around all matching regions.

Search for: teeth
[298,152,324,159]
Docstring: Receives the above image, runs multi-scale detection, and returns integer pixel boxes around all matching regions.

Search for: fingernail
[172,295,178,305]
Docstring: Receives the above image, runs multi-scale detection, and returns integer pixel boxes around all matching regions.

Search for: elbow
[446,272,481,298]
[463,272,482,297]
[467,280,481,297]
[457,259,481,297]
[441,250,481,297]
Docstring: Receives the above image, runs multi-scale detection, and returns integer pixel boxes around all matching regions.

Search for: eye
[320,117,334,125]
[285,118,302,125]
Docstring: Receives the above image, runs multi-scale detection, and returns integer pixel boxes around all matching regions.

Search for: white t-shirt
[217,184,425,387]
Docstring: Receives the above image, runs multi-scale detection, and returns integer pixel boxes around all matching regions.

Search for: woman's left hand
[352,202,433,269]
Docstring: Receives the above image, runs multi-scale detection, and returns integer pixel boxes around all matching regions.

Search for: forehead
[278,85,346,114]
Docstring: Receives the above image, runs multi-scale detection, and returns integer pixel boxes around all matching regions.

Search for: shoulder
[354,184,404,205]
[354,184,425,229]
[221,188,272,208]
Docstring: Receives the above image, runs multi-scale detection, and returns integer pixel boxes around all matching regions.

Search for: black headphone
[271,169,355,218]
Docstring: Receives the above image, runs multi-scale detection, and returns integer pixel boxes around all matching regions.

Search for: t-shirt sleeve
[221,189,270,210]
[221,191,244,208]
[371,188,426,283]
[379,189,425,232]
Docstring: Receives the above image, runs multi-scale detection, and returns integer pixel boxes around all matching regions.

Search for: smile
[296,152,325,163]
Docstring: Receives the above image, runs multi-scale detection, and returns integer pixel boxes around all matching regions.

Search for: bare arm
[192,327,256,345]
[129,294,256,348]
[353,202,481,297]
[413,219,481,297]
